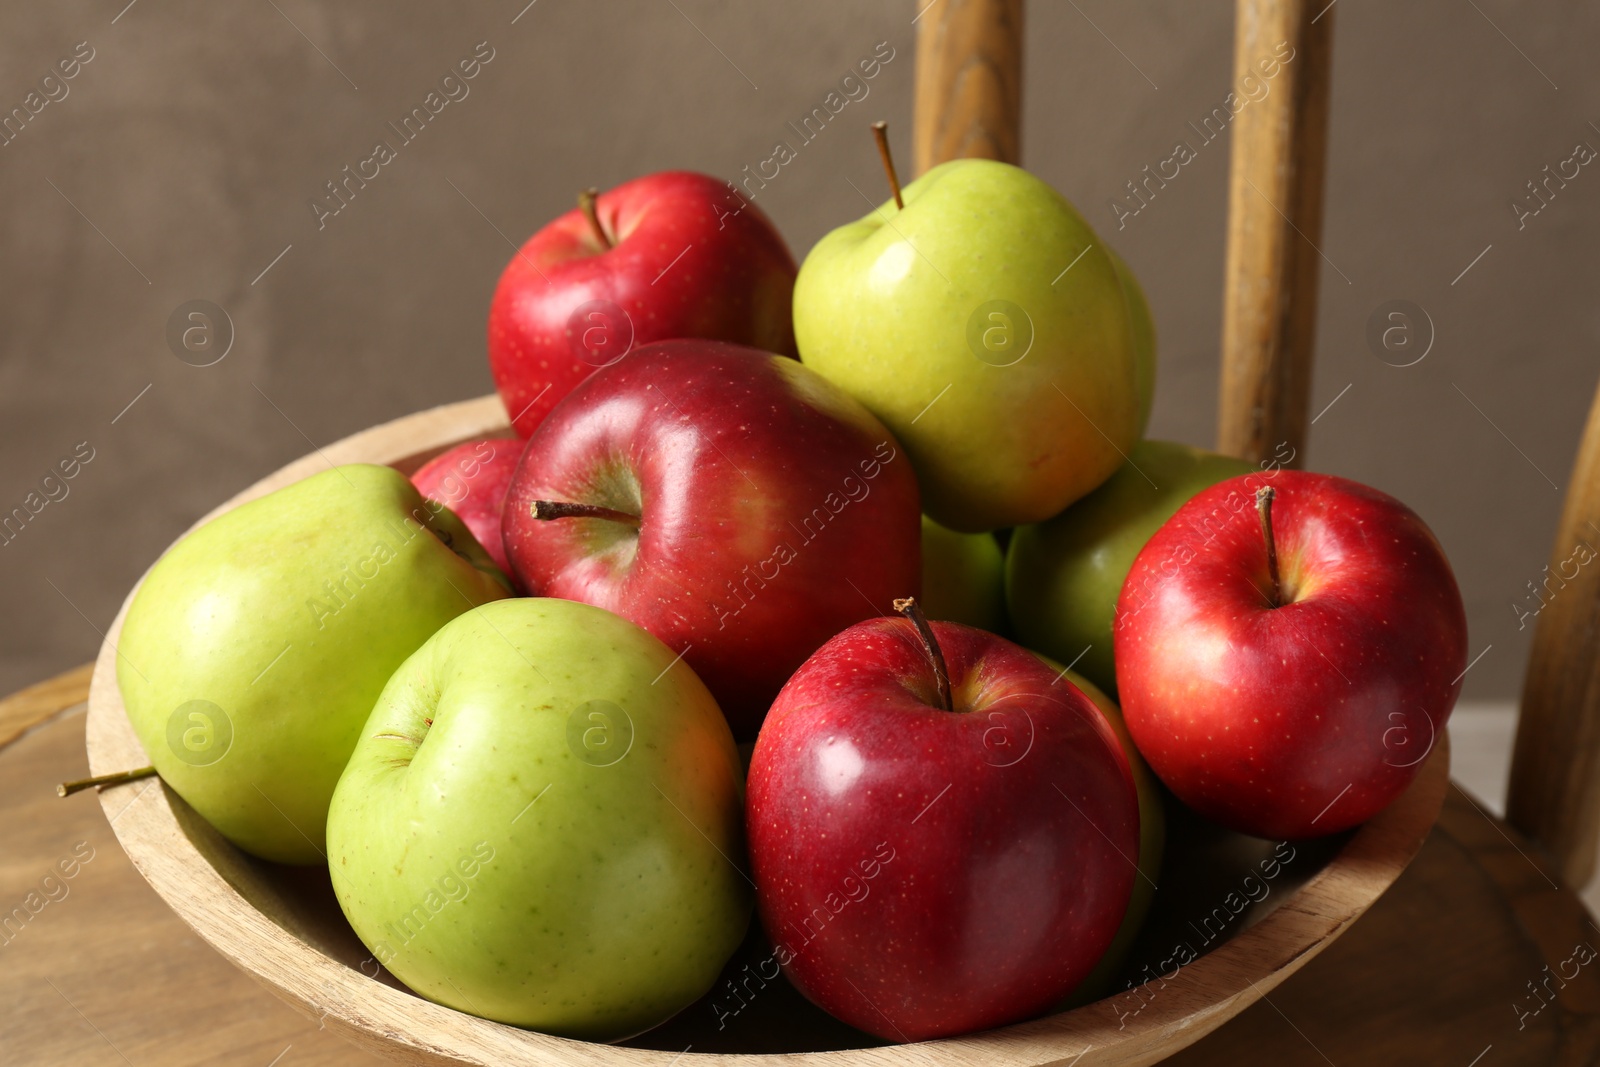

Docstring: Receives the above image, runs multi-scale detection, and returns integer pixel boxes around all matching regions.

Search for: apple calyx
[894,596,952,712]
[1256,485,1283,607]
[529,500,641,527]
[870,121,904,212]
[57,764,158,797]
[578,187,613,250]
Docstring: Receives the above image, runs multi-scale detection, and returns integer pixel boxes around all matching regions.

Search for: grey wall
[2,1,1594,703]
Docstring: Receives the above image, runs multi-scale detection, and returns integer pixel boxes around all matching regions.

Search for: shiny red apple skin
[502,340,920,738]
[1114,471,1467,840]
[747,617,1139,1041]
[488,171,799,438]
[409,437,523,583]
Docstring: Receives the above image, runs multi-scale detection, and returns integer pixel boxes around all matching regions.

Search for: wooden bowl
[85,394,1450,1067]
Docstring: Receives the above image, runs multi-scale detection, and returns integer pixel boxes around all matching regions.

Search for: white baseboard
[1448,700,1517,817]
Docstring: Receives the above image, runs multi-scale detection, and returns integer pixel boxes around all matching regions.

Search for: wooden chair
[917,0,1600,1061]
[1,3,1595,1063]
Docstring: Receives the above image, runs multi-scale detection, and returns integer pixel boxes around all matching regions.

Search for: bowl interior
[180,777,1346,1054]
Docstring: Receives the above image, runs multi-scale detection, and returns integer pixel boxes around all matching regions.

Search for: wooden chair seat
[4,668,1597,1064]
[1172,788,1600,1065]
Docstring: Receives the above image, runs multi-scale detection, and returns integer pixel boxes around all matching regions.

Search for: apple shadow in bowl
[625,790,1347,1053]
[162,786,409,994]
[176,764,1345,1055]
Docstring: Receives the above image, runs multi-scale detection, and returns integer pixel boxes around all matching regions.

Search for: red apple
[1114,471,1467,840]
[409,437,523,582]
[502,340,920,738]
[746,601,1139,1041]
[488,170,798,438]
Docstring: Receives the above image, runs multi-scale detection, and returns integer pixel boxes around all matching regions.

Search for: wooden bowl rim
[85,393,1450,1067]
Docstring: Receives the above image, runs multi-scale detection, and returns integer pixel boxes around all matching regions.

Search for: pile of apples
[113,132,1468,1044]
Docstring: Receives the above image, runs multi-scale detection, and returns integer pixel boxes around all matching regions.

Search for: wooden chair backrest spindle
[912,0,1023,173]
[1509,393,1600,886]
[1216,0,1333,468]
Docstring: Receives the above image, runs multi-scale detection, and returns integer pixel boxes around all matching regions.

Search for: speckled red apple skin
[1115,471,1467,840]
[746,618,1139,1041]
[488,171,798,438]
[410,437,523,582]
[503,341,920,739]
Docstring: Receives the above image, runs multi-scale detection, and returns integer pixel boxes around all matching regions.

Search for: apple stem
[57,765,157,798]
[578,187,612,249]
[871,121,904,211]
[1256,486,1282,607]
[530,500,640,527]
[894,596,952,712]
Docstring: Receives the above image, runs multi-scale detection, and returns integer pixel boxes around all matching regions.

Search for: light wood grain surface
[2,696,388,1066]
[912,0,1023,174]
[0,660,92,750]
[1215,0,1335,467]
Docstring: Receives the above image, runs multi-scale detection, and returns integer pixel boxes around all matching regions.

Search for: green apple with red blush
[327,598,750,1040]
[116,465,511,865]
[1106,245,1156,437]
[794,138,1141,533]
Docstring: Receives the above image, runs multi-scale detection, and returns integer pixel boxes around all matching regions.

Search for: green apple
[117,464,510,865]
[1106,245,1156,437]
[920,515,1006,632]
[327,598,749,1039]
[794,159,1138,532]
[1047,666,1164,1008]
[1007,440,1253,696]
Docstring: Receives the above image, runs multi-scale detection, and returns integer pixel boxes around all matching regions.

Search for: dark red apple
[410,437,522,581]
[502,340,920,738]
[746,601,1139,1041]
[1114,471,1468,840]
[488,170,798,438]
